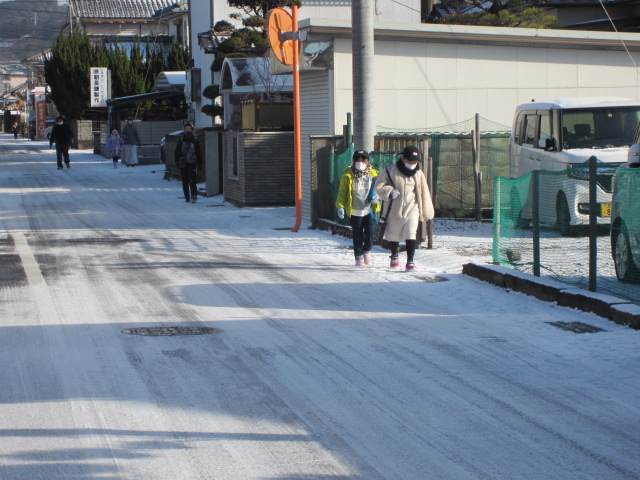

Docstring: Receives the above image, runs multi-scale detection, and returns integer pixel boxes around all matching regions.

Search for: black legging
[389,239,417,263]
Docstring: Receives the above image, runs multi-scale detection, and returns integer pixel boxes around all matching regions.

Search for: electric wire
[598,0,639,70]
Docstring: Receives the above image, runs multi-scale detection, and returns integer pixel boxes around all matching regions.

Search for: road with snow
[1,135,639,480]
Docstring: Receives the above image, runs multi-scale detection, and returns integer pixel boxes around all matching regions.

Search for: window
[523,114,537,146]
[537,113,551,149]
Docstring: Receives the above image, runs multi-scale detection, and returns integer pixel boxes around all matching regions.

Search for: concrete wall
[321,22,640,133]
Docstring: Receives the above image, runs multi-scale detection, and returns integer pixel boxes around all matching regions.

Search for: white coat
[376,164,434,242]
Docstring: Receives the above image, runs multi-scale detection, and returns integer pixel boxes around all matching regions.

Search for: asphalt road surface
[1,136,639,480]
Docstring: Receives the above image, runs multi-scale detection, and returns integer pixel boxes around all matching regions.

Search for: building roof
[219,58,293,95]
[70,0,177,19]
[151,0,188,20]
[155,71,186,90]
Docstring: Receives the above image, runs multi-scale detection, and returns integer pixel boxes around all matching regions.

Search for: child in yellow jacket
[335,150,381,266]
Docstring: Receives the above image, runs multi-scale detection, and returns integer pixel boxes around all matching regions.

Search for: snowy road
[1,136,639,480]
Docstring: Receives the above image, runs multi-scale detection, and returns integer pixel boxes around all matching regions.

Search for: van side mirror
[538,137,556,151]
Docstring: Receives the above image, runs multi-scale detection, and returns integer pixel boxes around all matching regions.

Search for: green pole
[532,170,540,277]
[589,155,597,292]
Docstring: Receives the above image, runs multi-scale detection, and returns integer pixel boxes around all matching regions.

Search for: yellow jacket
[335,166,381,217]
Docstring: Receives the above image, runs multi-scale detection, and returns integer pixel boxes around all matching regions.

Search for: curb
[462,263,640,330]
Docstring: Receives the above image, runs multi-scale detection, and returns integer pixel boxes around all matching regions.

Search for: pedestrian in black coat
[49,116,74,170]
[174,123,202,203]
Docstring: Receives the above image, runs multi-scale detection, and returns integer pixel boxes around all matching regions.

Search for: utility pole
[352,0,375,152]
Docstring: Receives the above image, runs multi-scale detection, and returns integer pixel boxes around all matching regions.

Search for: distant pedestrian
[375,145,434,271]
[174,123,202,203]
[121,116,141,167]
[335,149,381,266]
[106,129,124,169]
[49,116,74,170]
[12,123,18,140]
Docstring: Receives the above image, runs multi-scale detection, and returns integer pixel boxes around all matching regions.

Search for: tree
[44,29,190,119]
[200,0,299,120]
[44,28,99,118]
[435,0,556,28]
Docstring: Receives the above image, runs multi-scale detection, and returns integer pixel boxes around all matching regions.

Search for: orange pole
[291,5,302,232]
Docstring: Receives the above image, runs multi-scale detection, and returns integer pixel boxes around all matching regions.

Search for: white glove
[390,189,400,200]
[337,208,345,219]
[369,194,381,204]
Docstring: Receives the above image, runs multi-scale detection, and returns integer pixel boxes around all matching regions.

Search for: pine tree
[44,28,101,118]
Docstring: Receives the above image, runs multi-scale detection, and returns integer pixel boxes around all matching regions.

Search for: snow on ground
[1,139,639,480]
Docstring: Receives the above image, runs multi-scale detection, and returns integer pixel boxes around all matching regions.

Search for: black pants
[350,213,376,257]
[180,164,198,200]
[56,144,70,167]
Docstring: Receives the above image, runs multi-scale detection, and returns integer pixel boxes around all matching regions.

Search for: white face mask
[57,121,63,125]
[354,161,366,171]
[404,162,418,170]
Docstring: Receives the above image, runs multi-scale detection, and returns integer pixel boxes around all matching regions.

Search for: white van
[510,97,640,235]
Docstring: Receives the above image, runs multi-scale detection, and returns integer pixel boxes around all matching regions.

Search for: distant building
[68,0,178,47]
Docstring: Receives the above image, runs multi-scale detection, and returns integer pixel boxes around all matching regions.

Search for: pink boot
[363,251,373,265]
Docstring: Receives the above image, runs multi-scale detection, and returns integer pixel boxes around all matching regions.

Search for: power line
[598,0,638,71]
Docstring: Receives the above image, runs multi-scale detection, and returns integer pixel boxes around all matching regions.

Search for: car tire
[556,194,577,237]
[613,223,639,283]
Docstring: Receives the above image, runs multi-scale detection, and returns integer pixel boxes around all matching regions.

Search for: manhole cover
[122,326,219,336]
[545,321,605,334]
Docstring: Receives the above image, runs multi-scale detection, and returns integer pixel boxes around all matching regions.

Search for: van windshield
[561,107,640,149]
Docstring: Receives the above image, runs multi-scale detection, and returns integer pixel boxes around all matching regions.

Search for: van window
[562,107,640,149]
[523,114,537,146]
[514,112,524,145]
[537,113,551,149]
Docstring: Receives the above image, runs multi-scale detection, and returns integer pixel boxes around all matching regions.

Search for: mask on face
[185,131,193,139]
[404,162,417,170]
[57,121,63,125]
[354,161,366,171]
[127,120,133,124]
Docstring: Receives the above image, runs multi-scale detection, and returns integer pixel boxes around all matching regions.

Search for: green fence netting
[493,160,640,305]
[329,145,398,224]
[377,116,510,217]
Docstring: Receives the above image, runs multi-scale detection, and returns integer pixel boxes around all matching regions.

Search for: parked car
[509,97,640,235]
[611,129,640,283]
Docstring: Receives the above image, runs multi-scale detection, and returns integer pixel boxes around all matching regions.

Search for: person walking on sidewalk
[335,149,381,266]
[106,129,124,169]
[174,123,202,203]
[121,116,141,167]
[375,145,434,271]
[49,116,74,170]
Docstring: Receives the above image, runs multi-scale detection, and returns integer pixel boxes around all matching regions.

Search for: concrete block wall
[223,132,294,207]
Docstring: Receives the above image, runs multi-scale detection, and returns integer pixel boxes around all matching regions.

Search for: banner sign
[34,87,46,139]
[90,67,110,107]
